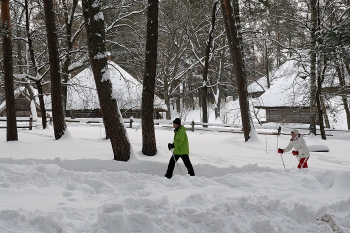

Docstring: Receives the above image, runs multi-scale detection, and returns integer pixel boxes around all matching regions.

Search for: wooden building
[251,60,317,124]
[0,88,41,117]
[255,106,318,124]
[65,108,166,119]
[66,60,167,119]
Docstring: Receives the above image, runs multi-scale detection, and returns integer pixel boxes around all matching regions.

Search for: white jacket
[283,134,310,158]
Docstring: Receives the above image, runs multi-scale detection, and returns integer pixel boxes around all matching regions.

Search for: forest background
[0,0,349,158]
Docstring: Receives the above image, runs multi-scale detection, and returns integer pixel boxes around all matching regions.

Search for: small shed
[0,87,41,118]
[253,60,319,124]
[66,60,167,119]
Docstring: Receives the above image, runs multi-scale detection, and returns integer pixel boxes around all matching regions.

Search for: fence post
[29,117,33,130]
[129,118,133,128]
[191,120,195,132]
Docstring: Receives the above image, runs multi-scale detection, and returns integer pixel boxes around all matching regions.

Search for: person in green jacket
[165,118,195,179]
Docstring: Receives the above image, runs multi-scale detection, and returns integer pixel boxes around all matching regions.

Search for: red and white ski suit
[283,134,310,168]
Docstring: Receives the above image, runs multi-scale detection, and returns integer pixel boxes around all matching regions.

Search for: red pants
[298,157,309,169]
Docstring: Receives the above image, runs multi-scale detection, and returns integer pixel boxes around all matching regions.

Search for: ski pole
[277,134,285,169]
[280,153,286,169]
[171,149,184,175]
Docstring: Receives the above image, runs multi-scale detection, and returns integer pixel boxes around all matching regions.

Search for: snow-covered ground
[1,120,350,233]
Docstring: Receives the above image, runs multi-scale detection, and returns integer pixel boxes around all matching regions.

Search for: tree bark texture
[1,0,18,141]
[336,65,350,130]
[202,1,218,126]
[320,96,330,129]
[82,0,130,161]
[43,0,66,139]
[61,0,78,113]
[316,64,327,140]
[141,0,158,156]
[221,0,252,142]
[309,0,318,136]
[25,0,47,129]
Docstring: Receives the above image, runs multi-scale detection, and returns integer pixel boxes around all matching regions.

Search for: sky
[1,114,350,233]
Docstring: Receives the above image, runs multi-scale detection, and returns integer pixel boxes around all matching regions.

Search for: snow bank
[1,124,350,232]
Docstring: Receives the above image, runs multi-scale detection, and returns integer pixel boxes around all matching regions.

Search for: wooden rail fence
[0,117,34,130]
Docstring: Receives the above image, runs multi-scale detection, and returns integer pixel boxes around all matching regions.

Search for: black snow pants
[165,154,195,179]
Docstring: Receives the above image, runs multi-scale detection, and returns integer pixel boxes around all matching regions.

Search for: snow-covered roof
[0,86,42,118]
[248,60,308,94]
[67,61,166,110]
[255,60,310,108]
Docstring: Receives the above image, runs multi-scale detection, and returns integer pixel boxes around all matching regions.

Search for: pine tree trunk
[82,0,130,161]
[176,79,181,113]
[202,1,218,126]
[1,0,18,141]
[61,0,78,113]
[316,64,327,140]
[320,96,330,128]
[163,78,171,120]
[141,0,158,156]
[309,0,318,136]
[43,0,66,139]
[336,65,350,130]
[221,0,252,141]
[36,81,47,129]
[25,0,47,129]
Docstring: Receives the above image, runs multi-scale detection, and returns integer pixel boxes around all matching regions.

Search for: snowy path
[0,125,350,232]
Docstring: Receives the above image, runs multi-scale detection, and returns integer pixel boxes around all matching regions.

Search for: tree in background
[24,0,47,129]
[141,0,158,156]
[318,1,350,130]
[60,0,84,112]
[202,1,219,126]
[1,0,18,141]
[308,0,318,136]
[221,0,252,141]
[43,0,66,139]
[82,0,130,161]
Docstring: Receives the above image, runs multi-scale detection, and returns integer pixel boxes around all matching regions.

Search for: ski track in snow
[1,125,350,233]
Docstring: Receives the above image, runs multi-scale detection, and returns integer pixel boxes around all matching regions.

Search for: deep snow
[1,119,350,233]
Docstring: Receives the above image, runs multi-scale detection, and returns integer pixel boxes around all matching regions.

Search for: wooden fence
[0,117,34,130]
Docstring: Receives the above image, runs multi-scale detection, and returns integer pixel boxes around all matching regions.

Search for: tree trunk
[43,0,66,139]
[320,96,330,128]
[336,65,350,130]
[202,1,218,126]
[264,41,270,88]
[141,0,158,156]
[214,56,223,120]
[316,64,327,140]
[309,0,318,136]
[82,0,130,161]
[221,0,252,141]
[163,76,171,120]
[61,0,78,113]
[25,0,47,129]
[1,0,18,141]
[175,79,181,113]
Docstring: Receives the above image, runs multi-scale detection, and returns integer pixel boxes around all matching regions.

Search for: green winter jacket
[173,125,189,155]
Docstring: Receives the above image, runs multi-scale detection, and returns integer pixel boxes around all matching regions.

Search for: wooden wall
[265,107,318,124]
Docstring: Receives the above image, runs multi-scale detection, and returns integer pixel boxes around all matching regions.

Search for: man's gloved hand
[168,143,174,150]
[292,150,299,156]
[278,148,284,154]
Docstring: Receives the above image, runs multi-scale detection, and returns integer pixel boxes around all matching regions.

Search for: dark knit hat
[173,118,181,125]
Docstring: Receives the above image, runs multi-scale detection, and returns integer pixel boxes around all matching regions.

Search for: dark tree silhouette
[221,0,252,142]
[82,0,130,161]
[43,0,66,139]
[202,1,218,126]
[141,0,159,156]
[1,0,18,141]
